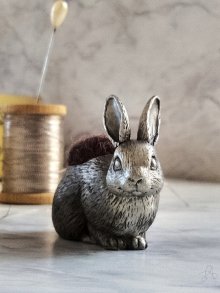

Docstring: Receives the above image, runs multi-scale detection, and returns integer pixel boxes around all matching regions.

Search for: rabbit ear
[104,95,131,144]
[137,96,160,145]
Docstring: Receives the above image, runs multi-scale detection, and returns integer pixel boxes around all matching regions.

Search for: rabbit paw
[97,235,127,250]
[107,237,127,250]
[87,225,126,250]
[130,236,148,250]
[105,235,147,250]
[87,225,147,250]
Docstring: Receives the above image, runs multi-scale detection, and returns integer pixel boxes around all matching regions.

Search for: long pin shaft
[36,29,56,103]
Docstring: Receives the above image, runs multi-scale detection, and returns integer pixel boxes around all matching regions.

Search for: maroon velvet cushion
[68,135,115,166]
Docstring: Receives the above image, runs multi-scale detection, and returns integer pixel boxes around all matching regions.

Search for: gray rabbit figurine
[52,95,163,250]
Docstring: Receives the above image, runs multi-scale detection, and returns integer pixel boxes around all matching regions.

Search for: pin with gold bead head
[36,0,69,102]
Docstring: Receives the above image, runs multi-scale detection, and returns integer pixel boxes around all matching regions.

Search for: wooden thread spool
[0,104,66,204]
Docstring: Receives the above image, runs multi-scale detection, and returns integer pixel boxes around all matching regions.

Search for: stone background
[0,0,219,181]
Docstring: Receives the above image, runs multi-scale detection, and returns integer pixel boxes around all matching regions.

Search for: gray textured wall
[0,0,219,182]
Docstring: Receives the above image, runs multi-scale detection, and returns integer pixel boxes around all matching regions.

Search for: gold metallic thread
[2,114,64,193]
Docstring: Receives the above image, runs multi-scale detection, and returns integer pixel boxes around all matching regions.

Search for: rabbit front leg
[87,224,127,250]
[88,224,147,250]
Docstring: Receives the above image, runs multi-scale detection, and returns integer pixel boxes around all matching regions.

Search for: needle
[36,0,68,103]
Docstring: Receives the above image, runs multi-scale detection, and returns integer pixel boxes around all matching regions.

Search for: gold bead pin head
[50,0,69,29]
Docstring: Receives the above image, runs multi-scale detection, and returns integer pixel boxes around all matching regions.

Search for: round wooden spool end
[0,192,54,205]
[0,103,67,116]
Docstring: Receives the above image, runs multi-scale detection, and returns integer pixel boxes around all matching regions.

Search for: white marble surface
[0,0,220,181]
[0,180,220,292]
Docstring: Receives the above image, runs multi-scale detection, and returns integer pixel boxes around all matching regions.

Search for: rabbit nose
[128,178,143,185]
[136,178,143,185]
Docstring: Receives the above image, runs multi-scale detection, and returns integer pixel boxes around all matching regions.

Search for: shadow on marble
[52,236,104,256]
[0,230,104,259]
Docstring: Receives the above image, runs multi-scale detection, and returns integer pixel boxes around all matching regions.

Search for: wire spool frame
[0,104,66,204]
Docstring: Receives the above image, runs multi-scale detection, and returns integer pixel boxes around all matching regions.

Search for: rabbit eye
[150,156,157,170]
[113,157,122,171]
